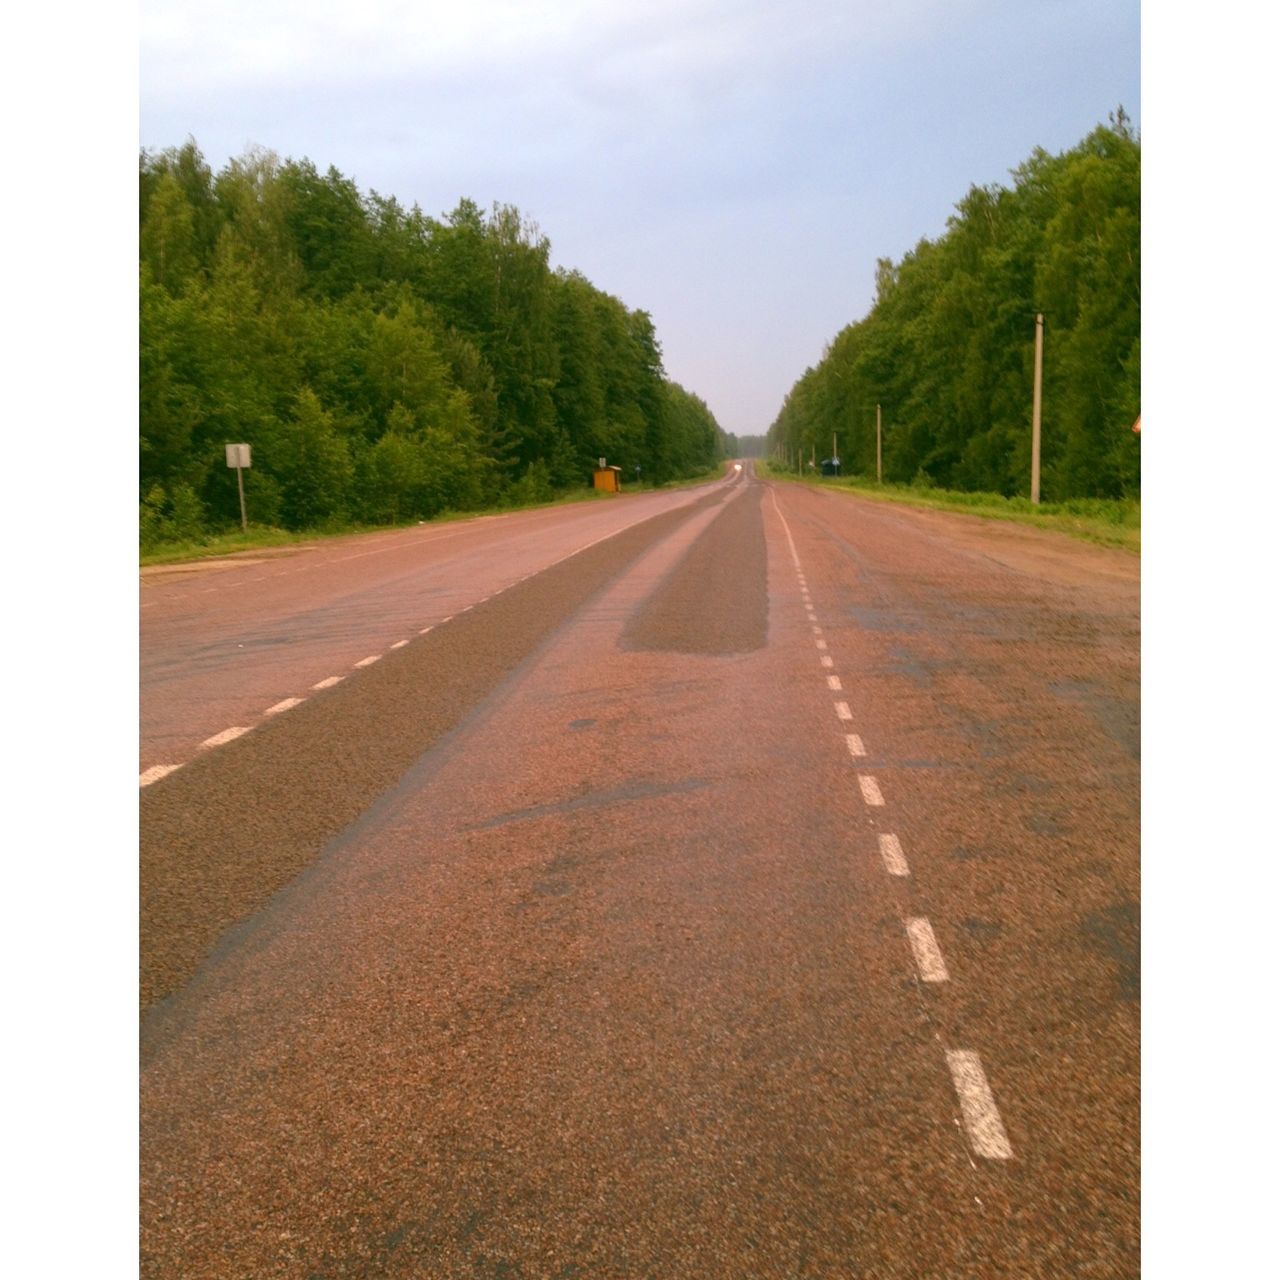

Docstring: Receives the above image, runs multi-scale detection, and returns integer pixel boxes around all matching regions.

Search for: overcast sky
[140,0,1139,439]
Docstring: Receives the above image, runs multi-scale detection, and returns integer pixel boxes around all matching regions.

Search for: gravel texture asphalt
[140,464,1139,1277]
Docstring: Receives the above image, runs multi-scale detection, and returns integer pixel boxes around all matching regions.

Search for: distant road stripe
[354,655,381,668]
[264,697,303,717]
[312,676,343,690]
[816,638,828,650]
[835,701,853,721]
[827,675,843,691]
[390,639,409,649]
[201,726,249,749]
[846,734,866,758]
[821,655,834,669]
[946,1050,1014,1159]
[858,775,885,805]
[140,764,180,787]
[419,626,434,635]
[905,918,949,981]
[878,833,909,875]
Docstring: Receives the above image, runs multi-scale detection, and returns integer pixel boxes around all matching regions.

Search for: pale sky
[140,0,1140,438]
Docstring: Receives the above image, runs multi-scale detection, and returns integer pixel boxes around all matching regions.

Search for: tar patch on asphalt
[621,485,768,655]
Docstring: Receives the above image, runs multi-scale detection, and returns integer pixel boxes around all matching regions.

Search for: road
[140,462,1139,1277]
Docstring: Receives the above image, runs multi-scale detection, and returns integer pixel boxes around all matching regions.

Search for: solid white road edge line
[946,1050,1014,1160]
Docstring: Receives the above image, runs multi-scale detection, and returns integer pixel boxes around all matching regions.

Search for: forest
[767,113,1140,500]
[140,143,733,547]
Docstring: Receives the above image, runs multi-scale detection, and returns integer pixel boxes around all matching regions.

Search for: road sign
[225,443,252,469]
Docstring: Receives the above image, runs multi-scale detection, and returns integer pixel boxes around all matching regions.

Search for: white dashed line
[827,675,843,691]
[816,638,828,650]
[858,775,885,806]
[878,833,910,875]
[390,639,409,649]
[946,1050,1014,1159]
[845,733,866,758]
[835,702,853,721]
[905,918,949,982]
[419,626,434,635]
[354,655,381,667]
[201,726,249,749]
[820,655,834,668]
[312,676,343,690]
[440,615,454,624]
[264,697,303,716]
[139,764,180,787]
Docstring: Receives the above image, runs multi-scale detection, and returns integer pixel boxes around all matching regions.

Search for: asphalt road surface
[140,463,1139,1278]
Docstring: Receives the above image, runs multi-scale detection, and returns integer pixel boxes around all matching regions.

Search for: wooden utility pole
[1031,313,1044,504]
[876,403,883,484]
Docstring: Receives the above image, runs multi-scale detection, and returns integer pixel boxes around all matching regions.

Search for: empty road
[140,463,1139,1277]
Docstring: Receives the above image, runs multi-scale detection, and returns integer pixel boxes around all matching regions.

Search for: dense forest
[140,143,732,546]
[768,113,1140,500]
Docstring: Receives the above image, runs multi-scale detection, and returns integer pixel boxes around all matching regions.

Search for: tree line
[767,113,1140,500]
[141,142,731,546]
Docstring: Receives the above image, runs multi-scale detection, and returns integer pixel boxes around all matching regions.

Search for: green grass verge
[758,464,1139,552]
[140,467,729,567]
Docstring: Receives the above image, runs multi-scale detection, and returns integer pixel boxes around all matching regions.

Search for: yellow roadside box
[592,461,623,492]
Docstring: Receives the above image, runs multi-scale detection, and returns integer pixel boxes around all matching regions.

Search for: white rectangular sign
[225,443,251,468]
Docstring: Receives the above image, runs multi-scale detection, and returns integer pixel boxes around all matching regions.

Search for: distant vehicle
[733,463,742,472]
[821,457,841,476]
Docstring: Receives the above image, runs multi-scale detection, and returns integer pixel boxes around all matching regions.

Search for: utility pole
[1031,312,1044,504]
[876,403,883,484]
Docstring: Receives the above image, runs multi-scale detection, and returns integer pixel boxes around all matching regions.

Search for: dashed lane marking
[858,775,885,806]
[200,726,249,749]
[264,697,303,717]
[390,639,409,650]
[140,764,180,787]
[835,701,853,721]
[878,833,910,875]
[312,676,343,690]
[821,655,834,668]
[827,674,843,691]
[354,655,381,668]
[946,1050,1014,1160]
[845,733,866,758]
[905,917,949,982]
[816,638,828,650]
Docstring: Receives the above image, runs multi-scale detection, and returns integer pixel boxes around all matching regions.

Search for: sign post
[225,443,251,530]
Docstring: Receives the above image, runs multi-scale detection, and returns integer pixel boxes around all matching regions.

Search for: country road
[139,461,1139,1277]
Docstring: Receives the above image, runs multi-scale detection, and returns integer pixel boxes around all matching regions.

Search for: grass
[140,467,728,567]
[758,464,1139,552]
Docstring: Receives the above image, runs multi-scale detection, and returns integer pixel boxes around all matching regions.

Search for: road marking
[878,833,909,875]
[201,726,249,749]
[812,625,822,635]
[827,674,843,691]
[264,697,303,716]
[440,615,454,624]
[816,638,828,650]
[858,775,885,805]
[905,918,949,981]
[806,611,818,621]
[846,733,866,758]
[139,764,180,787]
[419,626,434,635]
[946,1050,1014,1159]
[835,701,853,721]
[354,655,381,667]
[820,655,834,668]
[390,639,409,649]
[312,676,343,690]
